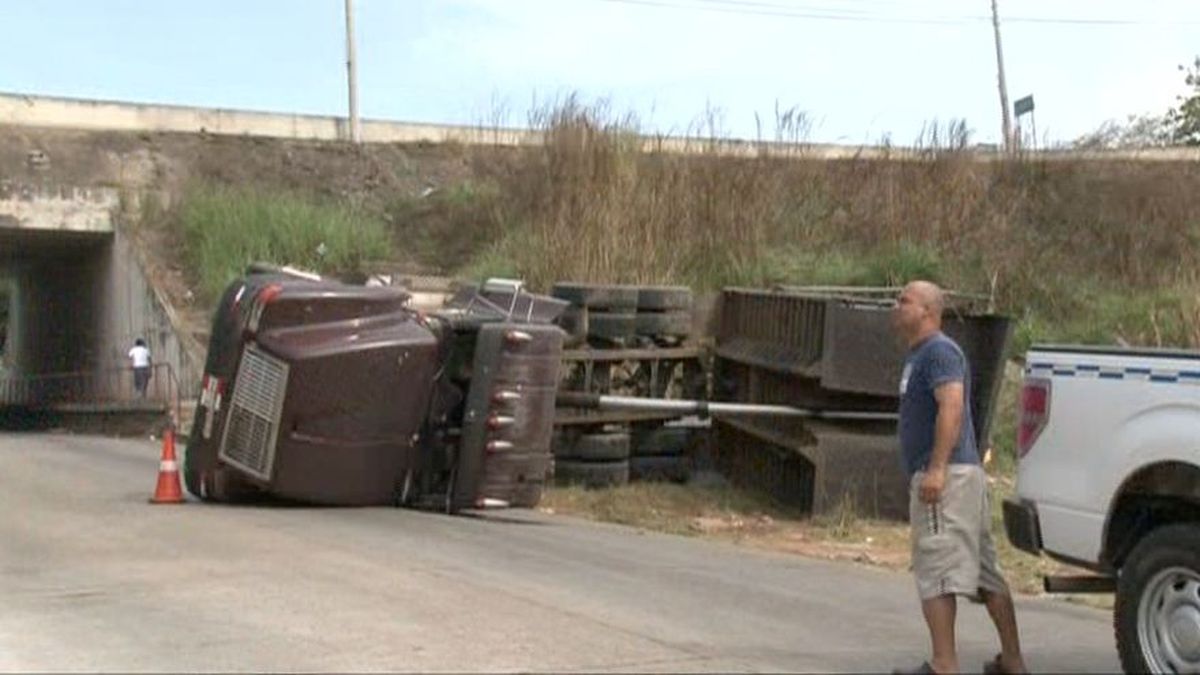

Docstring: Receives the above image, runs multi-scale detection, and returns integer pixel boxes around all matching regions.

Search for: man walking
[128,338,152,399]
[891,281,1027,675]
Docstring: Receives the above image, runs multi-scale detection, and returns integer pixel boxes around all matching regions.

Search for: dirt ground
[539,471,1108,607]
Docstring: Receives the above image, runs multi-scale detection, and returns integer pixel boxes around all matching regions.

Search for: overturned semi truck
[186,270,1008,516]
[184,269,570,511]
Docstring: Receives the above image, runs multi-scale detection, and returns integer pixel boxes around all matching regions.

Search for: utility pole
[990,0,1012,153]
[344,0,361,144]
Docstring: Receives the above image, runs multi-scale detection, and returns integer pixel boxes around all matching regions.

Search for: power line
[591,0,1199,26]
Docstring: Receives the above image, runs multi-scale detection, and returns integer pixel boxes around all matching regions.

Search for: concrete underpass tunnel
[0,276,9,370]
[0,184,201,434]
[0,229,113,379]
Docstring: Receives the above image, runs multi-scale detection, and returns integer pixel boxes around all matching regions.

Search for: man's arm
[919,380,965,503]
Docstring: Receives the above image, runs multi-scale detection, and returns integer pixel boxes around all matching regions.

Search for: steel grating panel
[219,346,289,481]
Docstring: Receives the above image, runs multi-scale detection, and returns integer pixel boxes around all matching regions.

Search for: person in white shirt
[128,338,152,398]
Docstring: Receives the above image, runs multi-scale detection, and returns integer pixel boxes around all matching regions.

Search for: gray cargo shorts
[910,464,1009,601]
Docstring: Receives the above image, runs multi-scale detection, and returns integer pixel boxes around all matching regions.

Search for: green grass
[458,235,525,282]
[179,184,391,302]
[1005,280,1200,354]
[386,180,508,265]
[723,241,946,289]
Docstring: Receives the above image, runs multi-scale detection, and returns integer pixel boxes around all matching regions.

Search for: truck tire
[629,455,691,483]
[558,305,588,348]
[554,459,629,488]
[551,283,638,312]
[566,432,631,462]
[634,311,692,338]
[551,430,576,458]
[588,312,636,341]
[631,425,690,457]
[636,286,693,311]
[1115,523,1200,674]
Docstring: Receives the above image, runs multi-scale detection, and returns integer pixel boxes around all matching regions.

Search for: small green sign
[1014,95,1035,117]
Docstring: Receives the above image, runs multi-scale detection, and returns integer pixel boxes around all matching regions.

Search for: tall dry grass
[438,101,1200,350]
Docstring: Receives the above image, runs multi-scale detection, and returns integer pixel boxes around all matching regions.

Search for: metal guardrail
[0,363,182,427]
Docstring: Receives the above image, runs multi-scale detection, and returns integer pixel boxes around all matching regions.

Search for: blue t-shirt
[898,332,979,477]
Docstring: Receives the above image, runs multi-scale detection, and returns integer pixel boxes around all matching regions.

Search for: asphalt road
[0,433,1120,673]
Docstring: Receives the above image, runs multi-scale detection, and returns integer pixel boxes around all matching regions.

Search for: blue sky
[0,0,1196,145]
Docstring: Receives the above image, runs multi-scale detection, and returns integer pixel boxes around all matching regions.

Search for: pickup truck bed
[1005,344,1200,673]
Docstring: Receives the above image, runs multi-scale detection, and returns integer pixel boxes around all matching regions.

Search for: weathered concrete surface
[0,182,117,232]
[0,433,1120,673]
[0,181,200,398]
[6,90,1200,161]
[0,91,533,146]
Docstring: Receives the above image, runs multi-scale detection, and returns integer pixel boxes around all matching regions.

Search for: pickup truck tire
[1115,523,1200,674]
[553,459,629,488]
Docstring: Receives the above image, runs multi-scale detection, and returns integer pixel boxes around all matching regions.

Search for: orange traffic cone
[150,426,184,504]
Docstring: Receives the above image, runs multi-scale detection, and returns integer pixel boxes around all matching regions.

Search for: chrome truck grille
[218,346,289,481]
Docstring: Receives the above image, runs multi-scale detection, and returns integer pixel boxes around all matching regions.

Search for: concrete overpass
[4,91,1199,162]
[0,183,194,419]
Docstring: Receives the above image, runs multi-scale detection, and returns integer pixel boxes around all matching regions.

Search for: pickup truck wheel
[1115,523,1200,674]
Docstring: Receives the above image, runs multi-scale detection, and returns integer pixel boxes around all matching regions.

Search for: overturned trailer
[711,287,1010,519]
[184,271,567,511]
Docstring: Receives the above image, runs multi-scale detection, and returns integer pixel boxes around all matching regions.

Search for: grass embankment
[169,102,1200,354]
[389,103,1200,354]
[176,184,391,303]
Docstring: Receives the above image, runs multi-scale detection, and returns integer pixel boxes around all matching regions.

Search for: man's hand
[919,467,946,504]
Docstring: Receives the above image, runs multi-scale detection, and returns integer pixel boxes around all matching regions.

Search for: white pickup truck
[1004,344,1200,673]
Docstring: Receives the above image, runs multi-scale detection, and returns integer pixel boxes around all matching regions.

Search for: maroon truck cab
[184,270,566,511]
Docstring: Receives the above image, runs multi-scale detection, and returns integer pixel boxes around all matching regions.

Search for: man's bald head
[893,280,945,346]
[904,280,945,320]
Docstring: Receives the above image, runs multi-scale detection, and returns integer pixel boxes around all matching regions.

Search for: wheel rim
[1138,566,1200,673]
